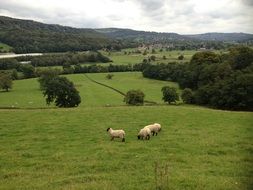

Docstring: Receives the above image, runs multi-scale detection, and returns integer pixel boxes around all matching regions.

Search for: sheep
[106,128,125,142]
[137,127,151,140]
[144,123,162,136]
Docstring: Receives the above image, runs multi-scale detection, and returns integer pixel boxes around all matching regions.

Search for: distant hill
[1,16,252,53]
[0,16,112,53]
[95,28,191,43]
[96,28,253,43]
[186,33,253,42]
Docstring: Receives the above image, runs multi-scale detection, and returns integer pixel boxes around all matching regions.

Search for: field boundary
[84,74,157,105]
[84,74,126,96]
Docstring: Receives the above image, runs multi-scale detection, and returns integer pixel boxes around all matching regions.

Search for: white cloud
[0,0,252,34]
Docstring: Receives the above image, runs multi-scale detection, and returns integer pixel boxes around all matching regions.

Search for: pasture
[0,106,252,190]
[0,72,178,108]
[105,49,197,65]
[0,71,252,190]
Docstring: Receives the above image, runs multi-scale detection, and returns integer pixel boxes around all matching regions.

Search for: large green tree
[42,76,81,107]
[0,73,12,92]
[161,86,179,104]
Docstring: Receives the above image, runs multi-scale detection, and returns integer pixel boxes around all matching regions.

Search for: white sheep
[144,123,162,136]
[137,127,151,140]
[106,128,125,142]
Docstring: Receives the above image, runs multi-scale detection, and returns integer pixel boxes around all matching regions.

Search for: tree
[0,74,13,92]
[161,86,179,104]
[228,46,253,70]
[106,74,114,79]
[150,55,156,61]
[37,69,60,90]
[42,76,81,107]
[178,55,184,60]
[20,64,35,78]
[181,88,194,104]
[124,90,145,105]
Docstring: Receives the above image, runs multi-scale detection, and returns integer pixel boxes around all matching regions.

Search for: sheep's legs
[122,138,125,142]
[111,137,114,141]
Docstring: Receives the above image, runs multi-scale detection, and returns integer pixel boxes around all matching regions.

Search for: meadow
[103,49,196,65]
[37,49,198,70]
[0,71,252,190]
[0,106,252,190]
[0,42,12,52]
[0,72,178,108]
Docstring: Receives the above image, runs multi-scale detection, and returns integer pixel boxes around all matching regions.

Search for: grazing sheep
[106,128,125,142]
[137,127,151,140]
[154,123,162,132]
[144,123,162,136]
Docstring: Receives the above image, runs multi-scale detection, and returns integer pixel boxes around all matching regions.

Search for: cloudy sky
[0,0,252,34]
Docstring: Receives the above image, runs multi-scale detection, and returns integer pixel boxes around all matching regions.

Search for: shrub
[150,55,156,61]
[106,74,114,79]
[178,55,184,60]
[124,90,145,105]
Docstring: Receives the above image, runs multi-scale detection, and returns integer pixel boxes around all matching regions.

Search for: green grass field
[0,106,252,189]
[0,42,12,52]
[37,49,198,70]
[106,49,196,65]
[0,72,178,108]
[0,71,252,189]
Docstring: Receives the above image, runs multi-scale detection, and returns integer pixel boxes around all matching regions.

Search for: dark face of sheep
[106,128,111,132]
[137,135,140,139]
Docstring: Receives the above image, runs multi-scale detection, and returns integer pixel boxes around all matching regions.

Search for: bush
[124,90,145,105]
[150,55,156,61]
[181,88,194,104]
[161,86,179,104]
[106,74,114,79]
[178,55,184,60]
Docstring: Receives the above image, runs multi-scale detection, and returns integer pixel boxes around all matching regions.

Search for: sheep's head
[137,135,140,139]
[106,128,111,132]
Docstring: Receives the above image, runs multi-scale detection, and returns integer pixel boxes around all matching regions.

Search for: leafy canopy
[41,76,81,108]
[124,90,145,105]
[161,86,179,104]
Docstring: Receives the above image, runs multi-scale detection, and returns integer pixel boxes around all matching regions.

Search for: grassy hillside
[0,72,178,108]
[0,106,252,189]
[105,49,197,65]
[0,16,111,53]
[0,71,252,189]
[96,28,253,43]
[0,42,12,53]
[85,72,179,103]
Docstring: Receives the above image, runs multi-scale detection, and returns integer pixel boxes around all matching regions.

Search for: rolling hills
[0,16,112,53]
[1,16,253,54]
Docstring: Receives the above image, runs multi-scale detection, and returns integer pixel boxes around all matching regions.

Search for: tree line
[142,46,253,111]
[0,51,112,70]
